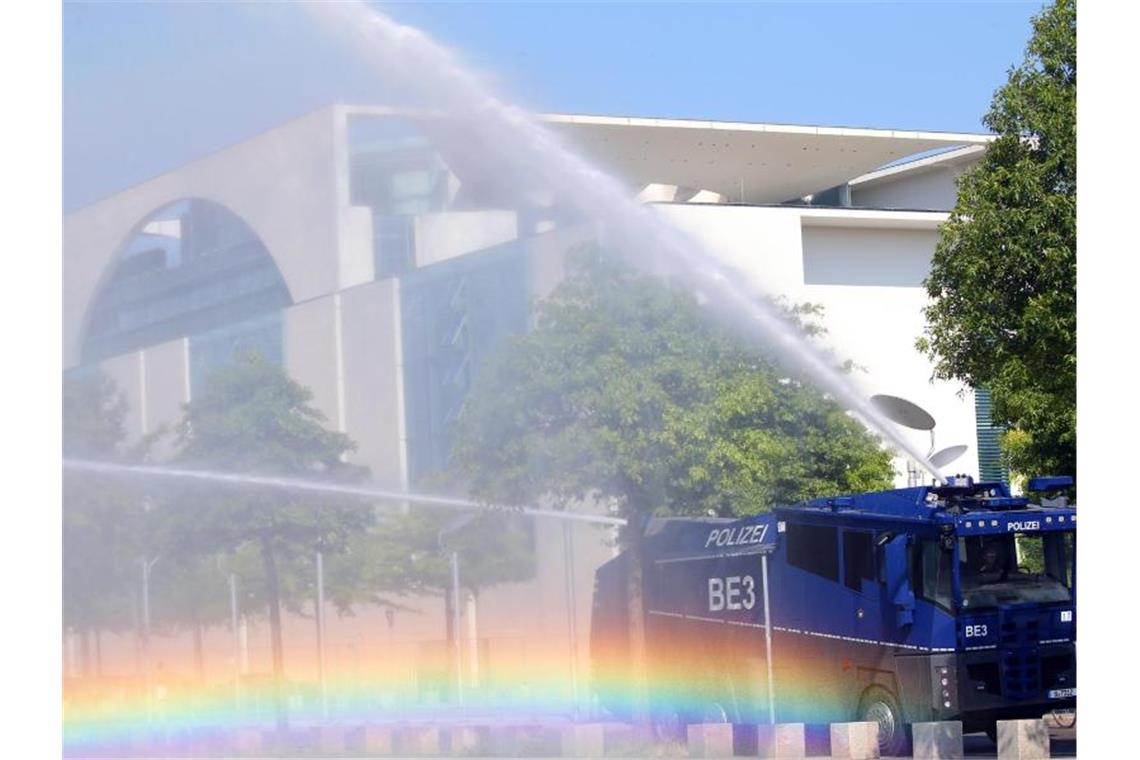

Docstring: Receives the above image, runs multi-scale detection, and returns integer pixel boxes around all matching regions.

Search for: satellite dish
[929,444,969,469]
[870,394,936,431]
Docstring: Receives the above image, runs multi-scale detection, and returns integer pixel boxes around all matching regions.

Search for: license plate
[1048,688,1076,699]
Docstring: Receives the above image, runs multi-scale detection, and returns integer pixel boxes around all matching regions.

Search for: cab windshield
[958,531,1074,610]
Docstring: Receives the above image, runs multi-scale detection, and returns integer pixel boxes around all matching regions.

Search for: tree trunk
[94,628,103,677]
[443,583,456,702]
[259,534,288,731]
[79,627,91,678]
[193,623,205,682]
[624,515,652,735]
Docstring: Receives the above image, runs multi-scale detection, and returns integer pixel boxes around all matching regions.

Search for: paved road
[960,730,1075,758]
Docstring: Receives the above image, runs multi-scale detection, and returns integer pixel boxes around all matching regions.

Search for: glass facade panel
[348,116,450,217]
[188,311,284,396]
[374,215,415,278]
[974,388,1009,484]
[400,241,528,482]
[82,199,290,362]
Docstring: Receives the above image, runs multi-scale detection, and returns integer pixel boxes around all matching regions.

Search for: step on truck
[590,475,1076,755]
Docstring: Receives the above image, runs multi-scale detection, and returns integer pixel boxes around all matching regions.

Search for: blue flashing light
[943,474,974,488]
[1028,476,1074,492]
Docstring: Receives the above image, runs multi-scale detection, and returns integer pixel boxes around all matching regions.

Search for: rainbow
[65,631,852,756]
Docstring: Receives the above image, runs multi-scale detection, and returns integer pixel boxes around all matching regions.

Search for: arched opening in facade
[80,199,293,386]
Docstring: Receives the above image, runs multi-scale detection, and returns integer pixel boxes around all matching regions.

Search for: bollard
[487,725,518,756]
[349,723,395,754]
[829,721,879,759]
[398,725,442,756]
[561,723,606,758]
[446,724,490,756]
[312,724,347,754]
[912,721,964,759]
[757,723,807,759]
[687,723,735,758]
[488,724,561,756]
[601,722,638,756]
[230,727,263,754]
[996,719,1050,759]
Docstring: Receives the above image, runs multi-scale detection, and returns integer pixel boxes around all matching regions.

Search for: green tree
[324,510,535,613]
[63,370,142,677]
[449,247,894,725]
[171,352,373,728]
[918,0,1075,478]
[148,549,260,682]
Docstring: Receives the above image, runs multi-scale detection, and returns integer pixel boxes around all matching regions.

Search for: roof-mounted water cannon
[870,394,969,486]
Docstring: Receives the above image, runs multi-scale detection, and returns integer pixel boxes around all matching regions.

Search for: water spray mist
[301,1,945,481]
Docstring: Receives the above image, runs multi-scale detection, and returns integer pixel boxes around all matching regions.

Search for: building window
[785,522,839,582]
[374,215,415,278]
[974,388,1009,484]
[843,530,876,592]
[400,241,528,483]
[82,199,290,363]
[916,539,953,612]
[349,116,450,216]
[188,311,284,395]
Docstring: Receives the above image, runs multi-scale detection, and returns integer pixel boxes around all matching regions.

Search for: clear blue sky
[64,1,1044,210]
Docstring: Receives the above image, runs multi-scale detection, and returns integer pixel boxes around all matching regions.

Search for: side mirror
[883,535,915,627]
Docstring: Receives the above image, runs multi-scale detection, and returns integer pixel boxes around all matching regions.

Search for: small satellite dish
[870,395,936,431]
[929,444,969,469]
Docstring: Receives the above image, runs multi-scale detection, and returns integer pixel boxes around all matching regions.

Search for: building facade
[63,105,994,708]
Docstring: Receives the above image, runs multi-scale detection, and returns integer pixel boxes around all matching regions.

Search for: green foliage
[324,509,536,612]
[170,352,373,565]
[149,552,238,634]
[164,351,376,689]
[1016,534,1046,575]
[63,370,127,459]
[918,0,1075,478]
[63,370,141,637]
[451,246,895,529]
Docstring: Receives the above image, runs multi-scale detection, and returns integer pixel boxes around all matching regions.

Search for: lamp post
[316,550,328,722]
[438,514,475,706]
[140,554,160,723]
[229,573,241,710]
[562,522,580,719]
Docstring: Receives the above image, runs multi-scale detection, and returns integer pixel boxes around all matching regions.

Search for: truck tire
[858,685,910,757]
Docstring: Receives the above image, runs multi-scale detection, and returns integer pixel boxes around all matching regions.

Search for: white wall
[850,163,971,211]
[63,107,347,367]
[655,203,979,485]
[413,210,519,268]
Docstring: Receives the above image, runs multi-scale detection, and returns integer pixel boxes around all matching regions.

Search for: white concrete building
[63,105,997,702]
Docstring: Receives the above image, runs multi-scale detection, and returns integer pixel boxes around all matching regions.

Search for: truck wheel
[858,685,910,757]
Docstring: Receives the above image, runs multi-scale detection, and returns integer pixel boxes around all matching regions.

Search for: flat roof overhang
[540,113,991,204]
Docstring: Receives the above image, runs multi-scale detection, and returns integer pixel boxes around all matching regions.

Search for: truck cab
[774,474,1076,751]
[590,475,1076,755]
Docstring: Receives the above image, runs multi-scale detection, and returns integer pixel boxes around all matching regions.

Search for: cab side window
[843,530,876,591]
[919,539,954,611]
[786,523,839,582]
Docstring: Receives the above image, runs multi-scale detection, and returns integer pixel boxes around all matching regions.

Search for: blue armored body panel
[591,476,1076,755]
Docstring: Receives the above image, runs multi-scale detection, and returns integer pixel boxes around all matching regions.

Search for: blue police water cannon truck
[590,475,1076,755]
